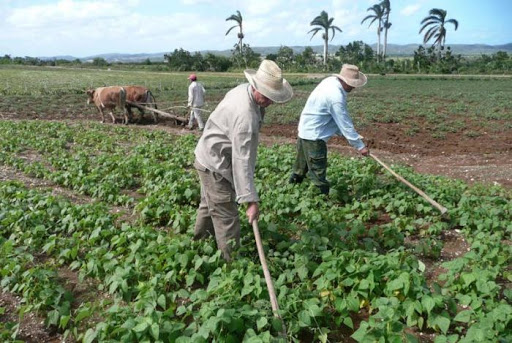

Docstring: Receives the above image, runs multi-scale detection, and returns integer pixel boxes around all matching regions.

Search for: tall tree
[225,10,244,54]
[308,10,342,65]
[361,4,384,60]
[419,8,459,49]
[379,0,392,60]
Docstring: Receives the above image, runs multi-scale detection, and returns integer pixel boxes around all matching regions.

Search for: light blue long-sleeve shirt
[298,76,365,150]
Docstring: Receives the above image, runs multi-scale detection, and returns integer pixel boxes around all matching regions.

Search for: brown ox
[123,86,158,123]
[86,86,129,124]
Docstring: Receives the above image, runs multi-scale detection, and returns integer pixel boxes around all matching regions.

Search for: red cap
[188,74,197,81]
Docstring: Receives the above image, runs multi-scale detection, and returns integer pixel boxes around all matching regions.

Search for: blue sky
[1,0,510,58]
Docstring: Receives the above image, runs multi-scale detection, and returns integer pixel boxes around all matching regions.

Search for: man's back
[188,81,205,107]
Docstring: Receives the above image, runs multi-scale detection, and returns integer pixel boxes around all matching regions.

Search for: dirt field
[262,122,512,189]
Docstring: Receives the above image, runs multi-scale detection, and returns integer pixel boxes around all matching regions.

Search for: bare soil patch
[0,291,64,343]
[260,123,512,189]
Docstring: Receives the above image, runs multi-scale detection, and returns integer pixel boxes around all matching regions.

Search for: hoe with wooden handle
[252,220,287,338]
[370,153,448,214]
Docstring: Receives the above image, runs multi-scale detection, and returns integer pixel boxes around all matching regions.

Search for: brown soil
[0,291,64,342]
[260,123,512,189]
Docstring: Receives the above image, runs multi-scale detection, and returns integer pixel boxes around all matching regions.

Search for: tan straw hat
[244,60,293,103]
[333,64,367,88]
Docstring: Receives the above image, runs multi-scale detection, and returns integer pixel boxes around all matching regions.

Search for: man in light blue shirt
[290,64,370,195]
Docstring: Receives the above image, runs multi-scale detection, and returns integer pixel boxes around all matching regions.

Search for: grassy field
[1,66,511,138]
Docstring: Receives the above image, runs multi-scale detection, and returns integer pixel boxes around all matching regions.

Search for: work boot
[318,185,330,195]
[289,173,304,184]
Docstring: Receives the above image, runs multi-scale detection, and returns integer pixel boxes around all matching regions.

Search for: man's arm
[331,101,366,151]
[231,129,260,204]
[187,84,194,106]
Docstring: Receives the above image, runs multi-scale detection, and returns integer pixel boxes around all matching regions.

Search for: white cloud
[5,0,134,28]
[245,0,281,16]
[181,0,215,5]
[401,4,421,16]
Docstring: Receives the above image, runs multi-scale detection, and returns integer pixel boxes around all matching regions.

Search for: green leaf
[351,321,369,342]
[59,315,70,328]
[434,316,450,334]
[83,329,97,343]
[422,296,435,314]
[298,310,311,327]
[343,317,354,329]
[454,310,471,323]
[418,260,426,272]
[157,294,166,309]
[133,321,149,333]
[150,323,160,340]
[256,317,267,330]
[461,273,476,287]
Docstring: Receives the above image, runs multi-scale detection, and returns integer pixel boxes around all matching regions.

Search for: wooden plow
[126,101,189,124]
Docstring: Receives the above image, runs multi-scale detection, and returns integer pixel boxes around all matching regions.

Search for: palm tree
[419,8,459,49]
[379,0,391,60]
[361,4,384,61]
[308,10,342,65]
[225,10,244,54]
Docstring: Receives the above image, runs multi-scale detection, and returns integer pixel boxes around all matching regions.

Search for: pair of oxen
[86,85,157,124]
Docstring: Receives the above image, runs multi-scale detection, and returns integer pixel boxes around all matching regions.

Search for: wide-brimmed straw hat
[333,64,367,88]
[244,60,293,103]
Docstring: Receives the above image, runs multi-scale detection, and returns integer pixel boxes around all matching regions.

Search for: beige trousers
[193,160,240,261]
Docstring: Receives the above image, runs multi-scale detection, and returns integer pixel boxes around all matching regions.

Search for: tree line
[1,3,511,74]
[2,45,511,75]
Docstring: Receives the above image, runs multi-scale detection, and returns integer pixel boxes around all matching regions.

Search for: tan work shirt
[194,83,264,204]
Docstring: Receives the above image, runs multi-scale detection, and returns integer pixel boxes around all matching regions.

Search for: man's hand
[359,147,370,157]
[246,202,259,224]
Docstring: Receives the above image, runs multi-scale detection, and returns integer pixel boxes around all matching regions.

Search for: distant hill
[46,43,512,63]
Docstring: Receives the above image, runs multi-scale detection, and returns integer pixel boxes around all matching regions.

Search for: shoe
[318,185,330,195]
[289,173,304,184]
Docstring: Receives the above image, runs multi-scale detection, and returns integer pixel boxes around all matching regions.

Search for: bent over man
[289,64,370,195]
[193,60,293,261]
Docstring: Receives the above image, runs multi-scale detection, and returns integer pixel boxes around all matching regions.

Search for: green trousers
[290,138,329,194]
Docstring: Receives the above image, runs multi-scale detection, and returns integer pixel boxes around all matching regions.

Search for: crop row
[0,120,510,342]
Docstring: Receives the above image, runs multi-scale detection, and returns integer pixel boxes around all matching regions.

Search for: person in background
[289,64,370,195]
[193,60,293,261]
[187,73,206,131]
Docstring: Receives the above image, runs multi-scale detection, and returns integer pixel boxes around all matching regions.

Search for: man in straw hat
[289,64,370,195]
[193,60,293,261]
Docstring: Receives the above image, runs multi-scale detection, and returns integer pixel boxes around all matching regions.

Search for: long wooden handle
[370,153,448,214]
[252,220,287,337]
[125,101,188,123]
